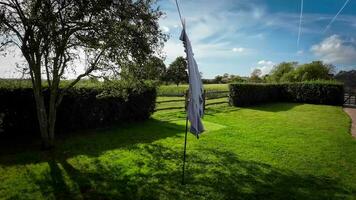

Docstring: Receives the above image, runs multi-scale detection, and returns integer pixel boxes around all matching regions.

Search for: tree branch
[55,49,106,107]
[1,18,24,44]
[44,48,52,88]
[65,49,105,90]
[0,1,16,8]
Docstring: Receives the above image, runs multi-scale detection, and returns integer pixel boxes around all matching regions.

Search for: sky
[158,0,356,78]
[1,0,356,79]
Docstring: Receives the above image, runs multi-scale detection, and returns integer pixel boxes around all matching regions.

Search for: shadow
[153,110,187,122]
[154,103,238,118]
[27,156,77,200]
[204,104,240,116]
[343,104,356,108]
[205,101,228,106]
[1,108,355,199]
[156,106,185,111]
[20,144,355,199]
[0,118,185,165]
[247,102,301,112]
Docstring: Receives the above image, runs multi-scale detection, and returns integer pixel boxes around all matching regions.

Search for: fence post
[185,90,188,111]
[203,90,206,112]
[228,94,231,106]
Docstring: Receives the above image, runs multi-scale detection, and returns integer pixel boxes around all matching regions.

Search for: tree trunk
[48,88,58,148]
[33,88,51,149]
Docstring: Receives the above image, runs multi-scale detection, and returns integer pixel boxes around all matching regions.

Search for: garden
[0,1,355,199]
[0,81,355,200]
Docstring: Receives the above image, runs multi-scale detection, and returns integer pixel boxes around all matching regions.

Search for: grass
[158,84,228,96]
[1,103,356,199]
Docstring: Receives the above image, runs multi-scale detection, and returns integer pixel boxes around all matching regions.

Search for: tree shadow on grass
[247,102,302,112]
[26,158,77,200]
[153,109,187,122]
[204,104,240,117]
[1,114,355,199]
[0,118,185,165]
[25,144,355,200]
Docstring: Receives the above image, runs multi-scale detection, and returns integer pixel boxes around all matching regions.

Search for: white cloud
[232,47,245,53]
[297,50,304,55]
[162,40,185,64]
[311,35,356,64]
[256,60,275,75]
[161,26,170,33]
[163,39,237,64]
[159,0,265,65]
[258,60,274,65]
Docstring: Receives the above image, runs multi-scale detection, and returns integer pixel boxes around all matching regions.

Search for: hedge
[0,80,156,139]
[229,82,344,107]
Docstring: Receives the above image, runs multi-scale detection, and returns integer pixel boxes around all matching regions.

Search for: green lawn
[1,103,356,199]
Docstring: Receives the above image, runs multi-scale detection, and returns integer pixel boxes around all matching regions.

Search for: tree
[0,0,166,148]
[250,68,262,82]
[267,61,335,83]
[229,74,246,83]
[146,56,166,82]
[165,56,188,86]
[335,70,356,90]
[294,61,334,81]
[221,73,230,83]
[268,62,297,82]
[213,75,223,83]
[212,73,246,83]
[121,56,166,81]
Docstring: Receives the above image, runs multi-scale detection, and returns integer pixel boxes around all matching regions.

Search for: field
[158,84,228,96]
[1,102,356,199]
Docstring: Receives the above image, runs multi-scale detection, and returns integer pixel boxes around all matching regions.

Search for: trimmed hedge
[0,81,156,139]
[229,82,344,107]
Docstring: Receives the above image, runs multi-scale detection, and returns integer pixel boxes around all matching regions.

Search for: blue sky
[0,0,355,79]
[158,0,356,78]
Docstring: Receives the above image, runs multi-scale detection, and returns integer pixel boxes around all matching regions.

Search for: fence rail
[158,89,356,109]
[156,99,185,104]
[156,90,230,111]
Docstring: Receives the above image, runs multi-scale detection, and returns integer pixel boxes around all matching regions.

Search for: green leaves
[165,56,188,86]
[267,61,334,83]
[229,82,344,106]
[0,0,167,81]
[0,79,157,136]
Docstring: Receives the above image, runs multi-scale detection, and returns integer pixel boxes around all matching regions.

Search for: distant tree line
[247,61,355,89]
[131,57,355,88]
[202,73,248,84]
[201,61,336,84]
[261,61,334,83]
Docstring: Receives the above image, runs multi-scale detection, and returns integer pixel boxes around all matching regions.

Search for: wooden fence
[156,90,230,111]
[157,89,356,110]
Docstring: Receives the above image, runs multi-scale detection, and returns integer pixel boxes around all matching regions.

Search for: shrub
[0,80,156,139]
[229,82,344,107]
[229,83,281,106]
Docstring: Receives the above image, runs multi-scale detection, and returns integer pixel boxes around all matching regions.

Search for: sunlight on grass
[1,103,356,199]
